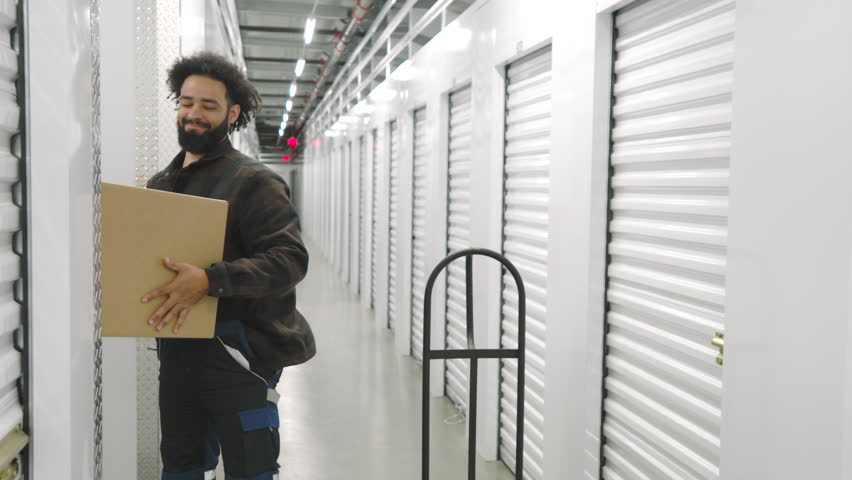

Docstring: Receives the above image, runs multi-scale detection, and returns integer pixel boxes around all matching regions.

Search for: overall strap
[207,158,253,200]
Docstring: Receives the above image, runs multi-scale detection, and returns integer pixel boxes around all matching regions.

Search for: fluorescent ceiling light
[278,128,284,136]
[304,17,316,45]
[285,100,293,112]
[294,58,306,77]
[280,121,286,130]
[282,112,289,122]
[289,82,297,97]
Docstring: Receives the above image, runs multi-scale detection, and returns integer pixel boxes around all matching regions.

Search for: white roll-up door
[324,152,329,255]
[344,143,352,283]
[370,128,380,309]
[331,149,337,265]
[410,107,428,362]
[445,85,473,412]
[599,2,734,479]
[387,121,400,330]
[337,146,344,274]
[358,136,367,296]
[321,153,327,254]
[499,46,552,480]
[0,0,27,467]
[348,141,356,289]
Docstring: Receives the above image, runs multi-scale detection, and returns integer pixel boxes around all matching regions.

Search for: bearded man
[144,51,315,480]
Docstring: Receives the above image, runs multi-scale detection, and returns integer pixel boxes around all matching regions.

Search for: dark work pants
[159,337,282,480]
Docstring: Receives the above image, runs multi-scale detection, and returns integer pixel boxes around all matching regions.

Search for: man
[144,51,315,480]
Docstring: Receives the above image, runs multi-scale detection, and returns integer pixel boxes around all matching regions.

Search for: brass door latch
[712,332,724,366]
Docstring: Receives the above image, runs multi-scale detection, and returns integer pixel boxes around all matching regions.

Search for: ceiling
[236,0,478,158]
[236,0,374,156]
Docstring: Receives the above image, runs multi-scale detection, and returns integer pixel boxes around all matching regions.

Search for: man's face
[176,75,239,154]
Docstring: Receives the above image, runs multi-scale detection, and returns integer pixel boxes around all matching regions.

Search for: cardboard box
[101,183,228,338]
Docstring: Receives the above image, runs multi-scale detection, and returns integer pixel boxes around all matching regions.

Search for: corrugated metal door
[410,108,428,362]
[332,149,338,266]
[339,146,346,274]
[0,0,26,467]
[339,146,347,275]
[358,136,366,296]
[370,128,380,309]
[445,85,473,412]
[387,121,399,330]
[348,141,356,289]
[600,1,734,479]
[499,46,552,480]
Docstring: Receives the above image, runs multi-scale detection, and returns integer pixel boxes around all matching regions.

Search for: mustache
[182,119,211,128]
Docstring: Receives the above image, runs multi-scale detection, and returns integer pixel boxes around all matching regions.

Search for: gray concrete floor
[251,241,514,480]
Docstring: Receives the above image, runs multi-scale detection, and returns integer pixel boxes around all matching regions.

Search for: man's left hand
[142,258,210,333]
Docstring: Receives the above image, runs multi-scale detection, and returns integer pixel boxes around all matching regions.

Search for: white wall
[722,1,852,478]
[100,0,139,478]
[28,0,95,478]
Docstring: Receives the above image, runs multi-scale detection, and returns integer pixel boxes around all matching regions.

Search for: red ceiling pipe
[295,0,376,133]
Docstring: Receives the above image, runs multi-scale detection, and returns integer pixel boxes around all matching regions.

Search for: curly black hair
[166,52,262,133]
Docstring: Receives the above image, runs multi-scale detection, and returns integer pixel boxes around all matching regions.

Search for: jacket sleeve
[204,169,309,299]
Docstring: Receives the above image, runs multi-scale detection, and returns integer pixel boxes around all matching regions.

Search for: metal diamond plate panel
[156,0,178,170]
[90,0,103,478]
[135,1,157,188]
[135,0,181,477]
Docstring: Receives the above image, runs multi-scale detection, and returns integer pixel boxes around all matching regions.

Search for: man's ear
[229,103,241,126]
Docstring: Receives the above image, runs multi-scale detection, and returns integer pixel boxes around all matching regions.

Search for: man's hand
[142,258,210,333]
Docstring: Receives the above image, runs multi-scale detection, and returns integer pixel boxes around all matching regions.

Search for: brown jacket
[147,138,315,376]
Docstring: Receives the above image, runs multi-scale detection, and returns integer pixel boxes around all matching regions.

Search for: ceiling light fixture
[304,17,316,45]
[295,58,305,77]
[289,82,297,97]
[286,100,293,112]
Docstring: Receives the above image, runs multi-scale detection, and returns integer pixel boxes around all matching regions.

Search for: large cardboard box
[101,183,228,338]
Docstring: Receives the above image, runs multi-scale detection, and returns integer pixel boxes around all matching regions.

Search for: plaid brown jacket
[147,138,315,376]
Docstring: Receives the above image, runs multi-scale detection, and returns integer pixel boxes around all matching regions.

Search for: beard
[177,118,230,154]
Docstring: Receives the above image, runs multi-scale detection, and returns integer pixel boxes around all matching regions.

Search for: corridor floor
[262,240,515,479]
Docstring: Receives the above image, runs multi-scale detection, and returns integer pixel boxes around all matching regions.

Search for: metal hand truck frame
[421,248,526,480]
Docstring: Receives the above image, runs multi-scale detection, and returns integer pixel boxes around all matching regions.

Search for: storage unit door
[359,136,367,296]
[324,152,329,255]
[445,85,473,412]
[334,147,346,274]
[370,129,380,309]
[348,141,356,289]
[332,150,338,266]
[0,0,26,465]
[499,45,552,480]
[343,144,351,282]
[387,121,400,330]
[410,108,428,362]
[599,1,734,479]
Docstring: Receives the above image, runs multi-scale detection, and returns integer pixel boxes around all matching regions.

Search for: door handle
[712,332,724,366]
